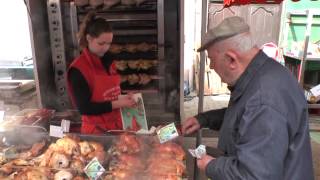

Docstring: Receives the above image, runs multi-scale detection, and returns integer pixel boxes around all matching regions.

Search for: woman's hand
[112,95,136,109]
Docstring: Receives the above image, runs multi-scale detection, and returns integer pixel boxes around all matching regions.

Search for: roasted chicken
[104,168,138,180]
[54,136,80,156]
[78,141,93,157]
[109,44,123,54]
[124,44,138,53]
[114,60,128,71]
[147,157,186,176]
[127,74,140,85]
[48,152,70,169]
[109,43,157,54]
[54,170,73,180]
[152,142,186,161]
[115,59,158,71]
[14,168,50,180]
[110,154,145,171]
[111,133,142,155]
[139,73,152,85]
[121,74,153,85]
[139,59,157,70]
[127,60,140,69]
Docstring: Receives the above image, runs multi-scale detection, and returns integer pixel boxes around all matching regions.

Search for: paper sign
[49,125,64,138]
[188,144,206,159]
[61,119,70,132]
[311,84,320,97]
[120,93,148,131]
[157,123,179,143]
[84,157,105,180]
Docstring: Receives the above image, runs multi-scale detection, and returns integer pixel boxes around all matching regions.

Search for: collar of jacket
[228,50,269,103]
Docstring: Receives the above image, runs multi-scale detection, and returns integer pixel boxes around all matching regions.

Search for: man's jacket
[197,51,314,180]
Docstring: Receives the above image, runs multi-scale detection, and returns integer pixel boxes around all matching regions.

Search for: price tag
[157,123,179,143]
[61,119,70,133]
[49,125,64,138]
[84,157,105,180]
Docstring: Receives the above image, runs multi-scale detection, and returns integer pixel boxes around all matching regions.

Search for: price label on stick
[84,157,105,180]
[49,125,64,138]
[157,123,179,143]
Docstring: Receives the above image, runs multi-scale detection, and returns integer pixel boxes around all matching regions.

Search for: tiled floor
[183,93,320,180]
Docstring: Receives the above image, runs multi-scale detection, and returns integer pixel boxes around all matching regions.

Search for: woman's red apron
[68,48,122,134]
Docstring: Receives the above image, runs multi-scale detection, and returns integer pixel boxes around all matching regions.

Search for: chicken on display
[110,42,159,88]
[106,133,186,180]
[0,133,186,180]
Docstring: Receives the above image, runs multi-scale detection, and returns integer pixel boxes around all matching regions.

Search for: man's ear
[225,50,239,69]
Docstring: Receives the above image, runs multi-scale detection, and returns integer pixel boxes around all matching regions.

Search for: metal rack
[67,1,179,126]
[47,0,70,108]
[71,0,163,93]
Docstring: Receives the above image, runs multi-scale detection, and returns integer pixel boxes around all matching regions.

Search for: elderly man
[182,16,314,180]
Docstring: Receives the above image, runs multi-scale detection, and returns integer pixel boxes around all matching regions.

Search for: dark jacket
[196,51,314,180]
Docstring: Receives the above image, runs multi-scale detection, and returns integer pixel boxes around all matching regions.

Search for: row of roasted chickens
[75,0,149,8]
[120,73,156,85]
[115,59,157,71]
[109,43,157,54]
[0,133,186,180]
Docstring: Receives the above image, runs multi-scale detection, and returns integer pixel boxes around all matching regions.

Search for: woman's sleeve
[68,67,113,115]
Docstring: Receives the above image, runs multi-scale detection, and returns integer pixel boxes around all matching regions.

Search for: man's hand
[181,117,200,135]
[197,155,215,171]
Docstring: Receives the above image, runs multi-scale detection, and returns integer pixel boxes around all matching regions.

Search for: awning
[223,0,304,7]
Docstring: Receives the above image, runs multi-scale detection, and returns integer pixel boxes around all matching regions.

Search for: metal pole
[69,1,80,58]
[180,0,185,121]
[198,0,208,114]
[298,10,313,85]
[195,1,208,179]
[47,0,69,109]
[157,0,165,108]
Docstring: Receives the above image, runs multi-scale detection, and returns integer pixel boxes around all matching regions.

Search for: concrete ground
[183,93,320,180]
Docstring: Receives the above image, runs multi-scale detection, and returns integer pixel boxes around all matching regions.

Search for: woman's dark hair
[77,11,112,49]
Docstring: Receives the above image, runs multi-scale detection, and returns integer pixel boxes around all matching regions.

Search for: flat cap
[197,16,250,52]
